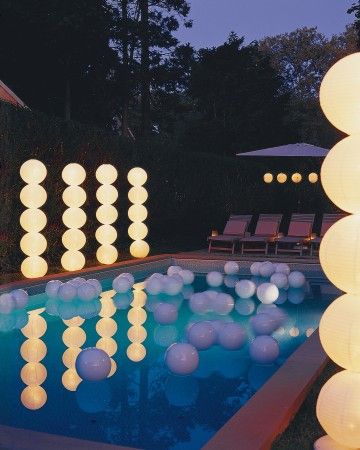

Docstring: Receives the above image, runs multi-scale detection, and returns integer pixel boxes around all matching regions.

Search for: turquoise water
[0,274,337,450]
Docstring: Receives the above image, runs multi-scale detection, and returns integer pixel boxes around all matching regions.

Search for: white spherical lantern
[20,208,47,233]
[319,294,360,371]
[288,271,306,288]
[20,159,47,184]
[128,204,148,222]
[62,185,87,208]
[20,232,47,256]
[128,186,148,205]
[96,245,118,265]
[95,225,117,245]
[96,184,118,205]
[61,250,86,272]
[21,385,47,410]
[130,240,149,258]
[263,173,273,183]
[277,173,287,184]
[96,205,118,225]
[62,163,86,186]
[127,342,146,362]
[317,370,360,448]
[128,222,148,240]
[62,208,87,229]
[21,256,48,278]
[321,135,360,213]
[270,272,288,289]
[20,184,47,209]
[308,172,318,184]
[320,52,360,135]
[320,215,360,294]
[259,261,275,278]
[291,173,302,184]
[128,167,147,186]
[96,164,118,185]
[250,262,262,276]
[62,229,86,251]
[206,271,223,287]
[257,283,279,304]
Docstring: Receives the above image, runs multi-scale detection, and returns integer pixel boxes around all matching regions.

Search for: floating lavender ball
[75,347,111,381]
[206,271,223,287]
[224,261,239,275]
[275,263,291,275]
[113,292,133,310]
[69,277,86,287]
[145,277,163,295]
[77,283,97,302]
[178,269,195,285]
[187,321,216,350]
[235,280,256,299]
[250,313,278,335]
[259,261,275,278]
[257,283,279,304]
[12,289,29,309]
[218,323,246,350]
[250,262,262,276]
[167,266,182,276]
[165,343,199,375]
[0,293,14,314]
[288,271,306,288]
[45,280,63,298]
[154,303,178,325]
[235,298,255,316]
[163,276,183,296]
[57,282,77,302]
[112,275,131,293]
[189,293,209,314]
[249,336,279,364]
[212,293,234,315]
[287,288,305,304]
[87,279,102,297]
[121,273,135,285]
[224,275,239,288]
[270,273,288,290]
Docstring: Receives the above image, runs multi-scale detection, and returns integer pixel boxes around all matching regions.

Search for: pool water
[0,274,338,450]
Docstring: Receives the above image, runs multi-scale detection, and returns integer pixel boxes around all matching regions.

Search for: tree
[348,1,360,48]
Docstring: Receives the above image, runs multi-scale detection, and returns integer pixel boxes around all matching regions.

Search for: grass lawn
[272,361,341,449]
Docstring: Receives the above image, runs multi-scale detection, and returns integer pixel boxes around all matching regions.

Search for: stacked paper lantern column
[62,316,85,391]
[315,53,360,449]
[19,159,48,278]
[127,282,147,362]
[20,312,48,410]
[61,163,87,271]
[95,164,119,265]
[127,167,149,258]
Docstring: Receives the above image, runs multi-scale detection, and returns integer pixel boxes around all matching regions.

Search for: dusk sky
[176,0,355,48]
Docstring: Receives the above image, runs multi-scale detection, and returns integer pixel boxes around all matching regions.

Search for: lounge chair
[275,213,315,256]
[240,214,283,255]
[310,213,346,256]
[208,215,252,254]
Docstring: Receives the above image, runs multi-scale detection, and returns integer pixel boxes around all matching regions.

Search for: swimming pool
[0,266,338,450]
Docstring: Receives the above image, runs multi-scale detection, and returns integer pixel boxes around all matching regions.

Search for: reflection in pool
[0,274,337,450]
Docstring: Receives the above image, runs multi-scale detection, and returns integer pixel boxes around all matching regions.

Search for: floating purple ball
[212,293,234,315]
[189,293,209,314]
[218,323,246,350]
[0,293,14,314]
[235,298,255,316]
[45,280,63,298]
[77,283,97,302]
[287,288,305,304]
[165,343,199,375]
[235,280,256,299]
[250,313,279,335]
[87,279,102,296]
[153,303,178,325]
[76,347,111,381]
[187,321,216,350]
[249,336,280,364]
[58,282,77,302]
[11,289,29,309]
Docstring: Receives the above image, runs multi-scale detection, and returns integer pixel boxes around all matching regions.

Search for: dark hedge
[0,101,335,273]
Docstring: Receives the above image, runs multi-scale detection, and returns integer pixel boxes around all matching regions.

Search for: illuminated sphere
[128,204,148,222]
[154,303,178,325]
[187,321,216,350]
[130,240,149,258]
[178,269,195,285]
[21,362,47,385]
[224,261,239,275]
[96,337,118,357]
[96,205,118,225]
[76,347,111,381]
[320,215,360,293]
[249,336,279,364]
[127,325,147,343]
[62,369,82,391]
[21,385,47,410]
[12,289,29,309]
[218,323,246,350]
[128,222,148,240]
[20,338,47,362]
[235,280,256,298]
[20,208,47,232]
[319,294,360,371]
[317,370,360,448]
[62,185,86,208]
[259,261,275,278]
[165,343,199,375]
[128,167,148,186]
[62,208,87,229]
[62,163,86,186]
[97,245,118,265]
[128,186,148,205]
[127,342,146,362]
[96,317,117,337]
[250,262,262,276]
[95,225,117,245]
[263,173,273,183]
[212,293,235,315]
[62,326,86,347]
[62,229,86,251]
[95,164,118,185]
[250,313,278,336]
[96,184,118,205]
[321,136,360,213]
[21,256,48,278]
[319,52,360,135]
[20,232,47,256]
[20,184,47,208]
[277,173,287,184]
[61,250,85,271]
[21,315,47,338]
[270,273,288,289]
[206,271,223,287]
[20,159,47,184]
[308,172,319,183]
[257,283,279,304]
[291,173,302,183]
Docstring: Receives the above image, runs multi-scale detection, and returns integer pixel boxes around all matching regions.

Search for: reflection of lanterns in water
[127,343,146,362]
[127,308,147,325]
[96,317,118,338]
[62,326,86,347]
[62,369,82,392]
[96,337,118,357]
[20,338,47,362]
[128,325,147,343]
[21,385,47,410]
[306,327,315,337]
[127,284,147,361]
[63,316,85,327]
[21,314,47,338]
[62,317,86,391]
[289,327,300,337]
[62,347,82,368]
[21,362,47,385]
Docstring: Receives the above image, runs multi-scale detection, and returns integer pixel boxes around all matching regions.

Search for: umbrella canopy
[0,79,26,107]
[237,143,329,158]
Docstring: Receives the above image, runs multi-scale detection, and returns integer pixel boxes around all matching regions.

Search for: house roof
[236,143,329,157]
[0,80,26,107]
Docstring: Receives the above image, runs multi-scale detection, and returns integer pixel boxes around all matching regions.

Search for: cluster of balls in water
[145,266,195,297]
[45,277,102,303]
[0,288,29,332]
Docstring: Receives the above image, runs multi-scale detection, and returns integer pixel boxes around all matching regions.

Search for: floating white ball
[206,271,223,287]
[275,263,291,275]
[257,283,279,304]
[188,321,217,350]
[235,280,256,299]
[120,273,135,286]
[250,262,262,276]
[87,279,102,297]
[75,347,111,381]
[249,336,280,364]
[178,269,195,285]
[189,293,210,314]
[211,293,234,315]
[165,343,199,375]
[145,277,163,295]
[259,262,275,278]
[218,323,246,350]
[167,266,182,276]
[270,273,288,289]
[153,303,178,325]
[224,261,239,275]
[288,271,306,288]
[163,276,183,296]
[250,313,279,335]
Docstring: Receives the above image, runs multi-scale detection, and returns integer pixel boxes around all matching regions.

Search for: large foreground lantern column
[315,53,360,450]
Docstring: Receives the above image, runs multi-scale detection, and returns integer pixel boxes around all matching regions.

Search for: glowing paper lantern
[128,325,147,343]
[62,208,87,229]
[127,167,148,186]
[62,163,86,186]
[62,347,82,368]
[128,307,147,325]
[62,185,87,208]
[321,135,360,213]
[96,317,118,338]
[128,204,148,223]
[128,186,148,205]
[95,164,118,265]
[61,251,86,272]
[62,229,86,251]
[263,173,273,183]
[320,215,360,294]
[276,173,287,184]
[96,337,117,357]
[21,385,47,410]
[128,222,148,240]
[130,240,149,258]
[308,172,318,183]
[320,53,360,135]
[20,160,48,278]
[291,173,302,183]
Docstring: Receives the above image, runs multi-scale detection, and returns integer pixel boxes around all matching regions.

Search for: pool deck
[0,250,327,450]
